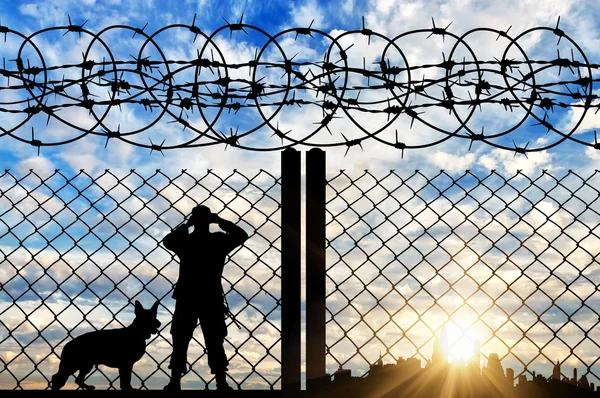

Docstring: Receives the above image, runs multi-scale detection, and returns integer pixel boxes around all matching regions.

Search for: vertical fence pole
[281,147,301,394]
[306,148,327,391]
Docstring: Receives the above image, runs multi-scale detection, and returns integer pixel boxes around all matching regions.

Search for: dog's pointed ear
[151,300,159,314]
[135,300,143,315]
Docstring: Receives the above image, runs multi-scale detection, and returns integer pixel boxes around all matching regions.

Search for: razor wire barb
[1,16,600,154]
[0,168,282,389]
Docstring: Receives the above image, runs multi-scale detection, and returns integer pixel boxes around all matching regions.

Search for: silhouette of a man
[162,205,249,391]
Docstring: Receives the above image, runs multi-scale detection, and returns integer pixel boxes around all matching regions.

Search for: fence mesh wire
[325,169,600,384]
[0,168,281,390]
[4,166,600,389]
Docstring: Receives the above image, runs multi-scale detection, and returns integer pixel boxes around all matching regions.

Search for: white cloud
[18,4,39,18]
[56,139,101,174]
[290,0,325,30]
[428,151,476,173]
[558,98,600,134]
[14,156,55,177]
[586,144,600,161]
[5,0,600,387]
[478,152,497,170]
[342,0,355,15]
[478,148,555,176]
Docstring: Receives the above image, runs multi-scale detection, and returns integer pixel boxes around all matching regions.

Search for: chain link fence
[326,169,600,384]
[0,168,281,390]
[4,165,600,389]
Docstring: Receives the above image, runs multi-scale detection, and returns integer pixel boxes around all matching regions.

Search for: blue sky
[2,0,600,391]
[1,0,600,175]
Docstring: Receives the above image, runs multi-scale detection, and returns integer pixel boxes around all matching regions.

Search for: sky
[1,0,600,391]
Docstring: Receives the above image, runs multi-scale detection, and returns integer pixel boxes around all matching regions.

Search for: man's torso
[172,231,231,299]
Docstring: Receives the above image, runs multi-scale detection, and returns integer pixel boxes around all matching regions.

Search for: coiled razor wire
[1,16,600,154]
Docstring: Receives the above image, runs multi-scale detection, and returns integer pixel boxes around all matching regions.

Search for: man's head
[190,205,211,227]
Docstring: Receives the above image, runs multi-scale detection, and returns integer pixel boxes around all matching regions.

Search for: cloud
[342,0,355,15]
[586,144,600,161]
[14,156,55,177]
[427,151,476,173]
[18,4,39,18]
[4,0,600,388]
[0,163,283,388]
[56,139,102,174]
[477,148,555,176]
[289,0,326,30]
[558,97,600,134]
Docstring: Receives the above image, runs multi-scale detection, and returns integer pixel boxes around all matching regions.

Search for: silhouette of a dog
[51,300,161,390]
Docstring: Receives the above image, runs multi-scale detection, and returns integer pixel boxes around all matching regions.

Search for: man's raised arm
[214,215,249,250]
[162,223,189,252]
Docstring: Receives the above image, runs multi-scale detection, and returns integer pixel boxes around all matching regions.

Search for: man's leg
[165,299,198,390]
[199,307,231,390]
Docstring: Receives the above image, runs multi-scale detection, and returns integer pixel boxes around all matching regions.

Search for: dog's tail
[51,371,68,391]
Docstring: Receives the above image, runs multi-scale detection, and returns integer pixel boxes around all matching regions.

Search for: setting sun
[444,323,477,363]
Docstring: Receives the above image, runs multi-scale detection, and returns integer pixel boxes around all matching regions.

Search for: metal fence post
[306,148,327,391]
[281,147,301,394]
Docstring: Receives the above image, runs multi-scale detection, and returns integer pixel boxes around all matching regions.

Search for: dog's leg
[75,364,95,390]
[119,365,133,390]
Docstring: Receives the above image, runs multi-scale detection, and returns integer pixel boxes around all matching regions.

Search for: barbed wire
[1,15,600,154]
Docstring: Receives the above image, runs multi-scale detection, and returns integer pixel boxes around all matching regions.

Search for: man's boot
[164,369,183,391]
[216,372,234,391]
